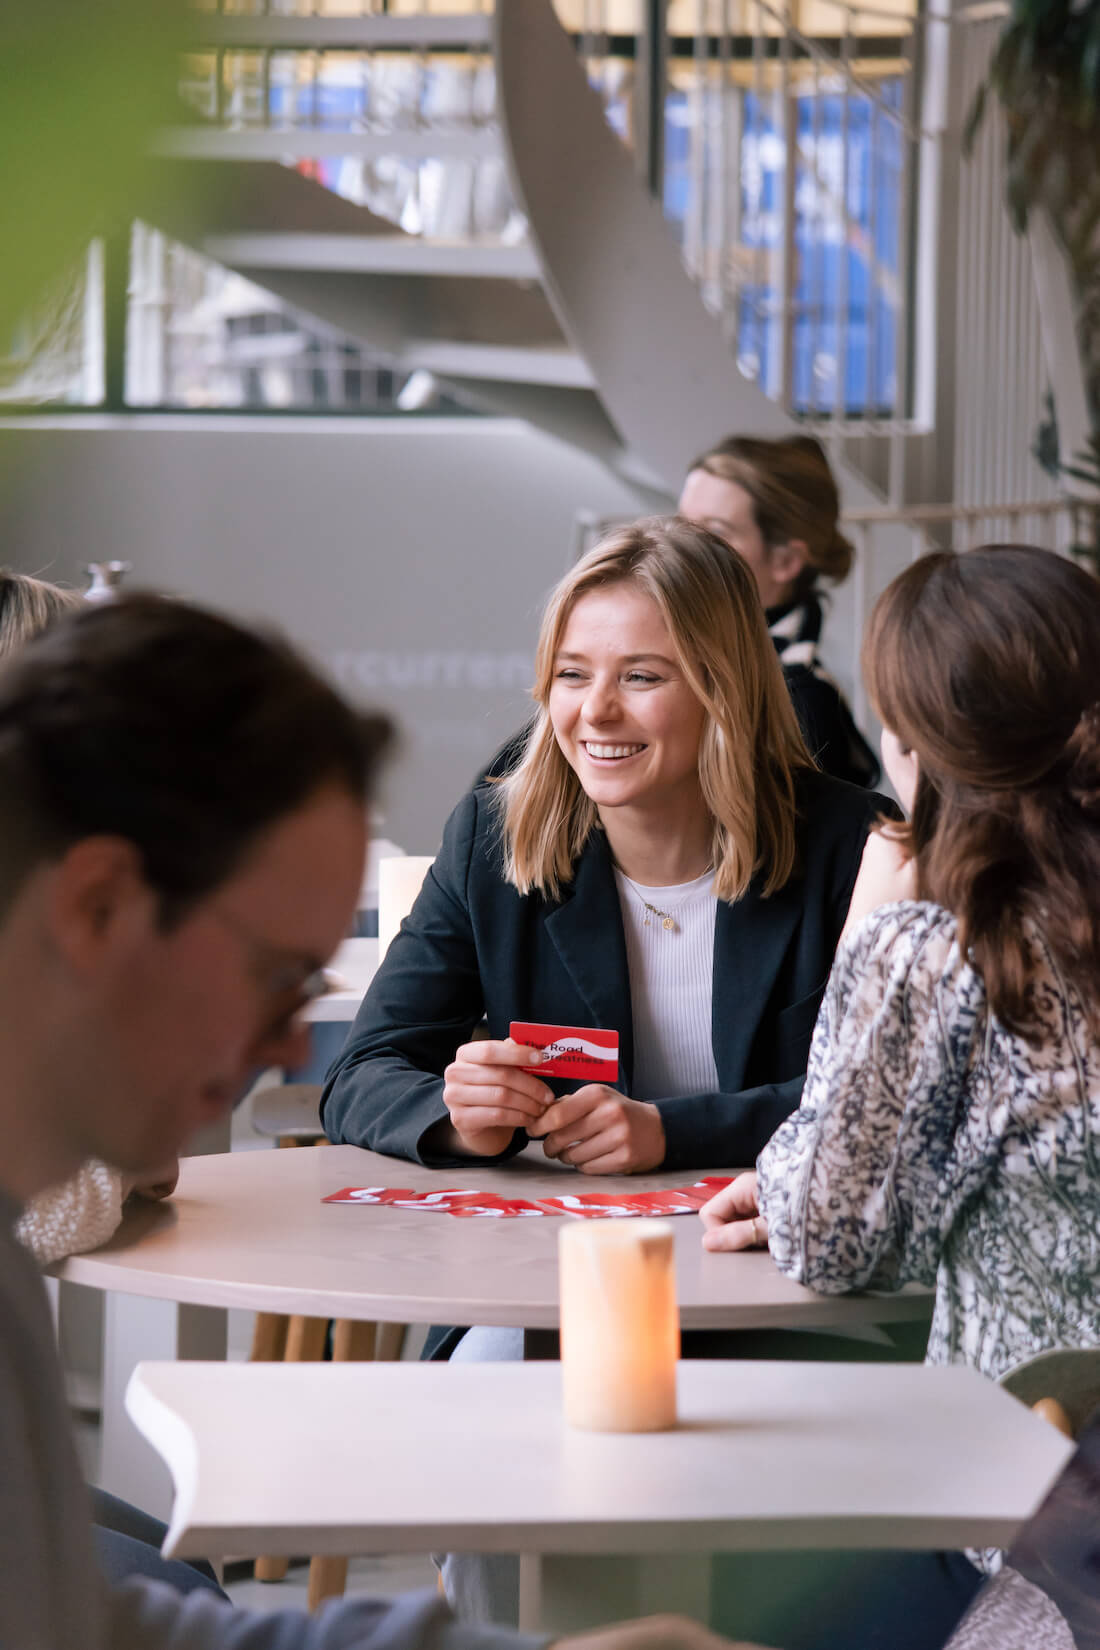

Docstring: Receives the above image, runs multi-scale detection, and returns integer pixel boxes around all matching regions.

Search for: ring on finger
[750,1216,764,1246]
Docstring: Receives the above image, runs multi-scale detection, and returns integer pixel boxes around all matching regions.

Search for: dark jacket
[783,666,880,789]
[321,771,895,1171]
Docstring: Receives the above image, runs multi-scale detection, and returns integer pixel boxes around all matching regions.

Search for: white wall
[0,414,656,851]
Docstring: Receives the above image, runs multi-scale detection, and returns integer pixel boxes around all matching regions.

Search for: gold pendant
[662,916,674,931]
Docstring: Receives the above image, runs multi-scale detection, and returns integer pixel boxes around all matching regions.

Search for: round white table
[57,1142,931,1333]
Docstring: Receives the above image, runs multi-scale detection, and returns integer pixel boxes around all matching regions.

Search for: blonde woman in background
[679,434,879,787]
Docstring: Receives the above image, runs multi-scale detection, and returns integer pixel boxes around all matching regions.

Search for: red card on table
[537,1191,640,1218]
[325,1186,550,1217]
[510,1021,619,1081]
[448,1193,549,1219]
[619,1189,707,1216]
[324,1185,418,1204]
[675,1176,736,1208]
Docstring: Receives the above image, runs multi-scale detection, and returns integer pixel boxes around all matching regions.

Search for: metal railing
[665,0,929,441]
[173,1,931,425]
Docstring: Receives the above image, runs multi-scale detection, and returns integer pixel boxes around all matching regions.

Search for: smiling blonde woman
[324,518,894,1176]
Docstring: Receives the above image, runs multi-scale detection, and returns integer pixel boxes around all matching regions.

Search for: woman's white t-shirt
[612,868,719,1102]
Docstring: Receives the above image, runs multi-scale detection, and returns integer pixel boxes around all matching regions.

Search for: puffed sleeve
[16,1160,128,1266]
[757,902,987,1293]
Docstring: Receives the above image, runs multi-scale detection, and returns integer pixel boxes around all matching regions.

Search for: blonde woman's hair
[688,434,854,595]
[0,570,80,659]
[498,517,810,902]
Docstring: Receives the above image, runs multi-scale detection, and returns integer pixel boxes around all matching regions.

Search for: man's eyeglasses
[209,904,329,1007]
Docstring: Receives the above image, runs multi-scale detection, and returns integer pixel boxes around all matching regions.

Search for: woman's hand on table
[528,1087,666,1174]
[442,1037,553,1156]
[698,1171,768,1252]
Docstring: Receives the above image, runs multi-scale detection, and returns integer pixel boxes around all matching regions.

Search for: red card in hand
[510,1021,619,1081]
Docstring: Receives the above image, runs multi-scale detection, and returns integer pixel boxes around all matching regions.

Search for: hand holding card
[441,1035,555,1157]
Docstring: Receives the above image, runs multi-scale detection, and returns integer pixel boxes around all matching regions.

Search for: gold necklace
[639,898,676,932]
[618,864,712,935]
[620,874,678,932]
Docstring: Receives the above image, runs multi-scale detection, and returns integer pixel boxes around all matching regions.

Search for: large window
[5,3,917,427]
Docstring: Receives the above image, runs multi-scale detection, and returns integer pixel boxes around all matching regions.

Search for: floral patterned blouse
[757,902,1100,1383]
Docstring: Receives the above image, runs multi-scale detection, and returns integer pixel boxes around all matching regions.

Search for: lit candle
[558,1219,679,1432]
[377,856,435,960]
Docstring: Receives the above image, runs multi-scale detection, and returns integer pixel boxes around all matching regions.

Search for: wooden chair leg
[374,1322,406,1362]
[250,1312,289,1363]
[332,1319,378,1361]
[253,1555,292,1584]
[308,1555,349,1611]
[285,1315,329,1362]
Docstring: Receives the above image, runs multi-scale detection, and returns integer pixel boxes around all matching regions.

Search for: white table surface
[56,1144,932,1332]
[127,1358,1073,1563]
[307,938,378,1022]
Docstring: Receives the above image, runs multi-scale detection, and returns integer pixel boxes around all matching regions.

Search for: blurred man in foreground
[0,592,748,1650]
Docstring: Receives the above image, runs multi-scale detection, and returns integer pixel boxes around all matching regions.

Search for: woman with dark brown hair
[695,544,1100,1650]
[700,543,1100,1372]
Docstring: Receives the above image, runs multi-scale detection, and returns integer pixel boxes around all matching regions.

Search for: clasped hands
[442,1037,665,1174]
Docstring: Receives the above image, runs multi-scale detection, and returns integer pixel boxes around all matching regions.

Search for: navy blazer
[321,770,894,1170]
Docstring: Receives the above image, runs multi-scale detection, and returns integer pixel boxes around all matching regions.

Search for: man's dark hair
[0,593,392,921]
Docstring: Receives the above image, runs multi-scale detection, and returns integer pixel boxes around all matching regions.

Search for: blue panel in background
[662,76,904,419]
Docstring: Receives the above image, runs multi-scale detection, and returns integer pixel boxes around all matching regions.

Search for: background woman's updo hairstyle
[498,516,810,902]
[863,543,1100,1037]
[688,434,855,597]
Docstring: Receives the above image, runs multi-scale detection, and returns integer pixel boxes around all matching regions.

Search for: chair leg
[375,1322,406,1362]
[254,1555,292,1584]
[332,1319,378,1361]
[285,1315,330,1362]
[250,1312,289,1363]
[308,1556,350,1610]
